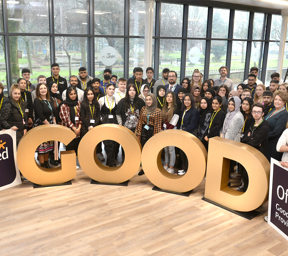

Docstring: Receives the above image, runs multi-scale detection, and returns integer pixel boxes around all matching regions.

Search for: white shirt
[98,95,116,110]
[114,88,126,104]
[243,78,263,85]
[62,87,84,102]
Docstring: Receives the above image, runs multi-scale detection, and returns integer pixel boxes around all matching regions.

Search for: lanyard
[242,117,247,133]
[147,114,150,125]
[135,80,141,94]
[130,104,135,114]
[103,81,110,94]
[52,76,59,85]
[157,97,165,107]
[44,100,53,113]
[52,97,59,107]
[162,79,165,85]
[106,96,114,114]
[286,103,288,111]
[220,78,227,85]
[97,94,100,100]
[89,104,95,116]
[253,119,263,130]
[83,81,87,90]
[17,103,24,118]
[209,108,221,129]
[150,81,153,89]
[21,91,27,102]
[118,92,124,99]
[74,106,78,115]
[0,97,3,110]
[265,107,285,120]
[181,107,190,125]
[27,83,30,91]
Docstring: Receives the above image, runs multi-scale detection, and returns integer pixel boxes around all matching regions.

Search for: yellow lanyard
[27,83,30,91]
[118,92,123,99]
[0,97,3,110]
[286,103,288,111]
[162,79,165,85]
[130,104,135,114]
[74,106,78,115]
[157,97,165,107]
[52,76,59,85]
[181,107,191,125]
[150,81,153,89]
[83,81,86,90]
[89,105,95,117]
[106,96,114,114]
[135,80,141,94]
[21,91,26,102]
[17,103,24,118]
[209,108,221,129]
[242,117,247,133]
[97,95,100,100]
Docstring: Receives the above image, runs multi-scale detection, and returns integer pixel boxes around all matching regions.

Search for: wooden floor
[0,168,287,256]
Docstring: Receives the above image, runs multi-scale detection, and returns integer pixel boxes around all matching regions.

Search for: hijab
[48,81,62,101]
[191,85,201,105]
[145,93,157,115]
[156,85,166,109]
[59,87,79,125]
[199,97,211,128]
[139,84,150,100]
[176,87,186,110]
[222,96,241,136]
[206,88,216,98]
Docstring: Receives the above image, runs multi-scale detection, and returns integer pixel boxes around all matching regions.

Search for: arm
[116,99,124,125]
[153,110,163,135]
[225,116,243,141]
[0,102,12,129]
[277,129,288,152]
[34,99,47,123]
[80,105,90,129]
[246,125,269,148]
[166,114,179,129]
[185,110,200,133]
[59,104,75,128]
[27,93,34,119]
[135,107,144,137]
[269,112,288,140]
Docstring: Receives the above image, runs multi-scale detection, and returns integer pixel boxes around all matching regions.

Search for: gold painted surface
[204,137,270,212]
[141,130,207,193]
[78,124,142,184]
[17,125,76,186]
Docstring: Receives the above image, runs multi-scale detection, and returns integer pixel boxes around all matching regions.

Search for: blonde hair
[191,69,202,87]
[9,83,21,105]
[273,90,288,103]
[254,84,266,103]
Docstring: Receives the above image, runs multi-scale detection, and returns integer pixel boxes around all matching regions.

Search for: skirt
[37,141,54,155]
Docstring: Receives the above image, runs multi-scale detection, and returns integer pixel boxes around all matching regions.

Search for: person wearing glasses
[191,69,202,88]
[164,71,181,95]
[214,66,234,92]
[244,74,257,99]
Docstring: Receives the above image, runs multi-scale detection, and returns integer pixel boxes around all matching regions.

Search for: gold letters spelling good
[17,125,77,186]
[204,137,270,212]
[142,130,207,193]
[78,124,142,184]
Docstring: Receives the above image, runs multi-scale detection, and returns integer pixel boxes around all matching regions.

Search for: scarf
[222,96,241,136]
[48,81,62,101]
[59,88,79,125]
[176,87,187,110]
[156,85,166,109]
[145,93,157,115]
[191,85,201,104]
[199,97,211,128]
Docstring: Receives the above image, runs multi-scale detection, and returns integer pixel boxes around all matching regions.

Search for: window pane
[160,3,183,37]
[250,42,264,78]
[230,41,247,86]
[54,0,88,34]
[266,42,279,85]
[282,43,288,76]
[95,0,124,35]
[188,6,207,38]
[212,8,230,38]
[233,11,249,39]
[209,40,227,78]
[159,39,181,83]
[270,15,282,41]
[0,37,6,92]
[9,36,50,84]
[8,0,48,33]
[253,13,265,40]
[130,0,145,36]
[129,38,144,76]
[186,40,205,78]
[95,38,124,78]
[55,37,87,78]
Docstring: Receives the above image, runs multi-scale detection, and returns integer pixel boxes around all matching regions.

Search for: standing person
[77,67,93,90]
[268,79,279,93]
[62,76,84,102]
[240,89,252,101]
[0,84,28,145]
[100,68,113,94]
[244,74,257,99]
[200,80,212,97]
[135,93,162,176]
[0,82,5,113]
[277,123,288,163]
[98,83,118,167]
[144,67,156,93]
[240,103,269,192]
[214,66,234,91]
[114,78,127,104]
[21,68,35,92]
[221,96,244,142]
[80,88,100,137]
[156,85,166,110]
[161,92,180,174]
[139,84,150,101]
[237,84,244,97]
[241,97,255,138]
[203,96,226,149]
[181,78,191,93]
[197,97,212,142]
[191,86,201,108]
[59,87,82,157]
[204,88,216,103]
[165,71,181,95]
[264,91,288,161]
[176,87,186,111]
[191,69,202,87]
[46,63,68,96]
[254,84,266,104]
[17,78,33,129]
[154,68,170,96]
[216,84,229,111]
[263,90,274,117]
[111,75,118,85]
[177,93,200,175]
[131,67,145,96]
[243,67,263,85]
[33,83,56,169]
[31,75,46,103]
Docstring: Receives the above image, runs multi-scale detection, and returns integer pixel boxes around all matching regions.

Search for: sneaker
[167,168,174,174]
[178,170,186,176]
[138,169,145,176]
[264,216,268,222]
[236,181,245,192]
[76,165,79,170]
[97,153,105,162]
[164,165,169,170]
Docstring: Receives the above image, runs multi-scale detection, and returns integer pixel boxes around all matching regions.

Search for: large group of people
[0,64,288,193]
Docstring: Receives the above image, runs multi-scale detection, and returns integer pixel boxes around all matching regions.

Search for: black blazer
[206,109,225,138]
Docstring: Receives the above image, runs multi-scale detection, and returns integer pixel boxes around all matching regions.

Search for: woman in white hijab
[139,84,151,101]
[221,96,244,142]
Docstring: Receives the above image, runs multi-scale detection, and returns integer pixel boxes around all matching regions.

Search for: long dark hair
[82,87,100,114]
[241,97,254,119]
[216,84,229,99]
[200,80,212,97]
[124,83,142,111]
[162,91,176,122]
[181,78,191,93]
[181,93,195,112]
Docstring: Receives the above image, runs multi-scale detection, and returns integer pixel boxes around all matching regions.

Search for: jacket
[178,108,200,134]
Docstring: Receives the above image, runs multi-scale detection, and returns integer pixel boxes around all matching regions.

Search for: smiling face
[193,88,200,97]
[182,79,189,89]
[241,100,250,112]
[166,93,173,104]
[228,100,235,112]
[159,88,165,97]
[128,87,136,98]
[69,90,77,101]
[39,84,47,97]
[178,91,185,101]
[256,85,264,97]
[106,85,115,96]
[200,99,208,110]
[145,96,153,107]
[237,85,243,95]
[184,96,191,109]
[19,79,27,91]
[212,99,221,111]
[274,95,285,110]
[51,83,58,94]
[87,90,94,102]
[12,88,21,102]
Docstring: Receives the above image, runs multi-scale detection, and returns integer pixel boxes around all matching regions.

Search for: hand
[204,136,208,142]
[23,129,27,135]
[11,126,18,131]
[43,120,49,125]
[218,91,225,97]
[280,162,288,168]
[137,135,141,141]
[88,126,93,131]
[53,117,56,124]
[248,132,251,137]
[220,133,223,138]
[75,128,81,136]
[28,118,33,127]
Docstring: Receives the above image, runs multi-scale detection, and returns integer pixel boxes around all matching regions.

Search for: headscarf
[139,84,150,100]
[191,85,201,105]
[199,97,211,128]
[176,87,186,110]
[156,85,166,109]
[229,90,239,98]
[205,88,216,98]
[59,87,79,125]
[222,96,241,136]
[48,81,62,101]
[145,93,157,115]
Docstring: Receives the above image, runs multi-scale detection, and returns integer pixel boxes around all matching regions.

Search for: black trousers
[180,149,188,171]
[238,163,248,191]
[66,137,81,156]
[103,140,117,167]
[140,125,154,148]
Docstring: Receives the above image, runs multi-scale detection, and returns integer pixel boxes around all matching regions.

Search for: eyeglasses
[143,90,150,92]
[251,111,263,115]
[248,79,255,82]
[168,75,176,78]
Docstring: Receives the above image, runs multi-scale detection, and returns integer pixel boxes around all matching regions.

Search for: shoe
[236,181,245,192]
[44,161,52,169]
[138,170,145,176]
[97,153,105,162]
[40,163,45,168]
[178,170,186,176]
[230,172,242,179]
[50,159,59,166]
[167,168,174,174]
[164,165,169,170]
[76,165,80,170]
[264,216,268,222]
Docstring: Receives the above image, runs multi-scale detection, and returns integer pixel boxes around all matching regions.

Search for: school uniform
[143,78,156,93]
[47,76,68,96]
[80,101,100,137]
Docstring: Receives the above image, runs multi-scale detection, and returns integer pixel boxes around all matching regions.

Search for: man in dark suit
[164,70,182,96]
